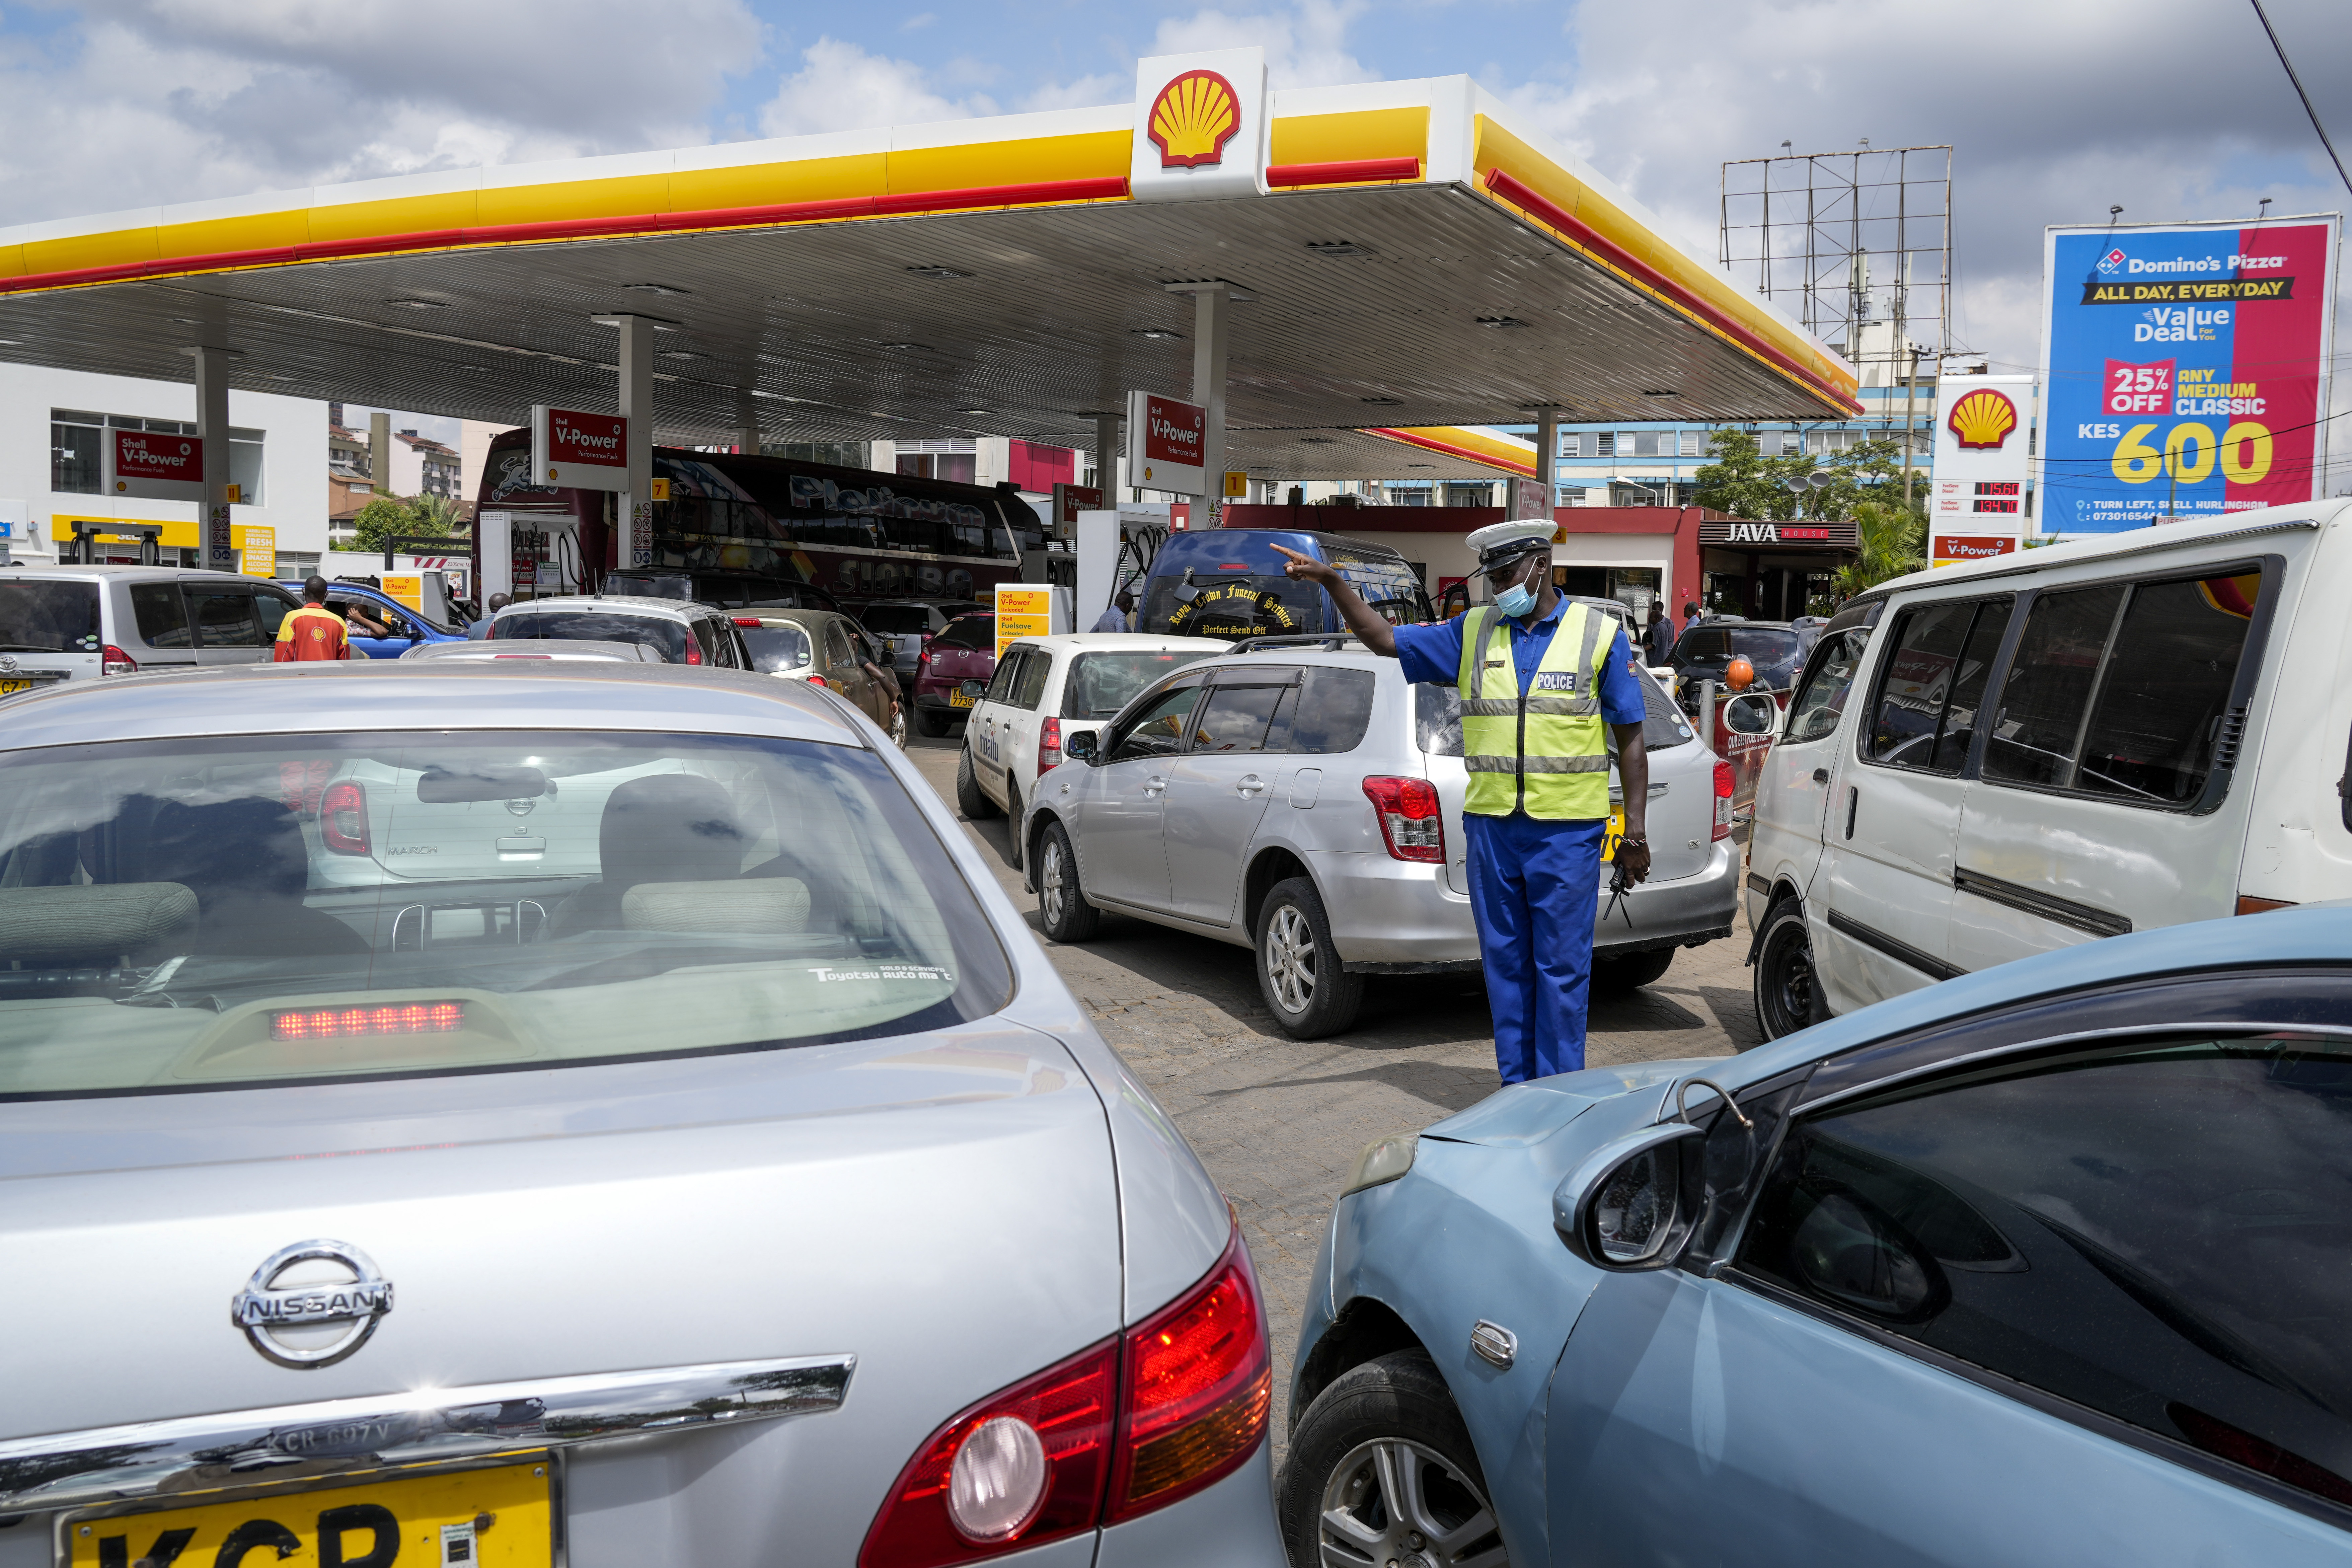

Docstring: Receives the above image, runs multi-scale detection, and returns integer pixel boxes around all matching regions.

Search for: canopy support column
[1094,412,1121,499]
[1167,282,1234,518]
[597,312,657,583]
[184,344,239,571]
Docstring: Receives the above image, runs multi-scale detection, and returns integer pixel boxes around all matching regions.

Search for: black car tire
[1279,1350,1507,1568]
[1003,781,1023,872]
[1753,901,1819,1041]
[1255,877,1365,1039]
[955,746,1000,820]
[913,706,949,738]
[1036,821,1101,944]
[1592,946,1675,996]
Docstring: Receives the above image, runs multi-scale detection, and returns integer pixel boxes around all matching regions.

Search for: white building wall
[0,363,327,564]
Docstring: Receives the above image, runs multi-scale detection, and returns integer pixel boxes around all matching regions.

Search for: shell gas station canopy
[0,53,1860,483]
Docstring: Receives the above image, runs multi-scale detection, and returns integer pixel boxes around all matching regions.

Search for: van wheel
[955,746,999,820]
[1279,1350,1507,1568]
[1592,947,1675,997]
[1036,821,1101,943]
[1256,877,1365,1039]
[1754,903,1818,1041]
[914,707,948,739]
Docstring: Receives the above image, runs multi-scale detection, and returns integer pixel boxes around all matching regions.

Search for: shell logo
[1947,388,2018,450]
[1148,69,1242,169]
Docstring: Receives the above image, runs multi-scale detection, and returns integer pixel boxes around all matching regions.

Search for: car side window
[985,649,1026,703]
[187,586,264,648]
[1863,599,2012,772]
[1108,678,1205,761]
[1983,569,2261,806]
[130,583,191,648]
[1264,667,1377,754]
[1783,630,1866,745]
[251,589,298,641]
[1186,679,1290,754]
[1014,650,1051,710]
[1734,1032,2352,1514]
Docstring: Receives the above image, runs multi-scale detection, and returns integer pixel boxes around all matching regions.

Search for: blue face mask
[1495,581,1538,619]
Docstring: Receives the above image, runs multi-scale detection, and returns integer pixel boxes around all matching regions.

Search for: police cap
[1465,519,1555,573]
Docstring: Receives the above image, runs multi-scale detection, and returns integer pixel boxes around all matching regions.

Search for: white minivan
[1746,497,2352,1039]
[956,632,1227,863]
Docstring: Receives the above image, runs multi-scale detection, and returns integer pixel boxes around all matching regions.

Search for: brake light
[1038,717,1062,774]
[861,1223,1268,1566]
[685,641,703,665]
[273,1002,463,1041]
[320,780,370,855]
[1107,1227,1271,1519]
[734,616,762,627]
[1362,776,1445,863]
[919,649,933,670]
[860,1341,1117,1567]
[807,674,828,688]
[1713,760,1735,842]
[101,644,137,676]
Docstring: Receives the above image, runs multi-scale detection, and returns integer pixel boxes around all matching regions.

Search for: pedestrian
[274,576,358,662]
[1274,522,1652,1084]
[466,592,512,639]
[1091,588,1135,633]
[1644,602,1675,664]
[1682,599,1702,628]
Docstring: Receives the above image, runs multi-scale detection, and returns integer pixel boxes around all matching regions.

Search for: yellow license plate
[949,689,976,708]
[0,678,40,695]
[68,1457,554,1568]
[1601,807,1626,862]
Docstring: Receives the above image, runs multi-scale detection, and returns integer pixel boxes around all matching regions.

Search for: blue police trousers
[1462,811,1607,1084]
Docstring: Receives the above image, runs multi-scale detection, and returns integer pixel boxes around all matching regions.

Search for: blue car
[276,579,468,659]
[1283,909,2352,1566]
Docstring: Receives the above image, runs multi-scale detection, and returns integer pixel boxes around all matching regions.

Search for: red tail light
[1362,775,1445,863]
[733,616,762,627]
[919,649,933,669]
[1038,717,1062,774]
[101,644,138,676]
[273,1001,462,1040]
[861,1223,1268,1567]
[1713,760,1735,842]
[684,641,703,665]
[807,674,829,688]
[320,780,370,855]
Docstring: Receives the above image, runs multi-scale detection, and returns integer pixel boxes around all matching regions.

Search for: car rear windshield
[0,731,1012,1097]
[1141,573,1325,640]
[1323,547,1434,625]
[861,605,932,636]
[0,581,101,653]
[1679,626,1802,666]
[742,624,814,673]
[931,614,994,652]
[1416,671,1692,755]
[1062,649,1218,718]
[497,612,689,661]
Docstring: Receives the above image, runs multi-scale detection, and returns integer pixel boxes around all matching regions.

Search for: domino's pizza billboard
[2037,215,2338,532]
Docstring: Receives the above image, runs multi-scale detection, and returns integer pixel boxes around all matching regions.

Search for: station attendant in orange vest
[274,576,358,662]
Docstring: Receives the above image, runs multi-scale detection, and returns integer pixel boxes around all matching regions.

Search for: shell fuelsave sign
[2037,215,2339,532]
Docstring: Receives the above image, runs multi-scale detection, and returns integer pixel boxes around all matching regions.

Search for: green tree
[349,497,413,551]
[1832,500,1928,598]
[1693,428,1910,523]
[407,494,465,536]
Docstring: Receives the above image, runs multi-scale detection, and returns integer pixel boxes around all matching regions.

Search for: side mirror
[1064,731,1100,764]
[1553,1122,1703,1270]
[1723,692,1779,736]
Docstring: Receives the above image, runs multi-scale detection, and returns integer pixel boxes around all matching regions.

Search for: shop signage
[240,524,275,579]
[1130,48,1269,202]
[105,430,205,502]
[1051,482,1103,528]
[1508,477,1550,521]
[1697,519,1856,548]
[1125,389,1207,496]
[1930,534,2018,563]
[531,404,630,492]
[2037,215,2339,532]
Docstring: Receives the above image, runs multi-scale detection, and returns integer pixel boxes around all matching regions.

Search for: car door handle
[1235,775,1265,796]
[1144,776,1166,796]
[1812,768,1829,784]
[1844,785,1858,839]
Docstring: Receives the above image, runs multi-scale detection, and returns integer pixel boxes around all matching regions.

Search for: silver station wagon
[0,662,1284,1567]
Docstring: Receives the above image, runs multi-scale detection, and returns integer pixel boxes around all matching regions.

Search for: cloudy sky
[1,0,2345,477]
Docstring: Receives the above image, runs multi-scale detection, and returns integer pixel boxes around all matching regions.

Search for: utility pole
[1900,344,1921,510]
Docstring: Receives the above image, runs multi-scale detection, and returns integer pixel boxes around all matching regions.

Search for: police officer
[1273,524,1651,1083]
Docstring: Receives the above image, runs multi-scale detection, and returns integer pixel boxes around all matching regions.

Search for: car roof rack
[1227,632,1368,654]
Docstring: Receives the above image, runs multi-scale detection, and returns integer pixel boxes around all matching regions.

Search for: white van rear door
[1750,627,1869,915]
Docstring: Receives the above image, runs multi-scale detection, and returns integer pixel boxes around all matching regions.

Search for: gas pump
[1074,503,1169,626]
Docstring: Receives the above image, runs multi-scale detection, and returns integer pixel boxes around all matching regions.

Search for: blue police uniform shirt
[1393,601,1649,726]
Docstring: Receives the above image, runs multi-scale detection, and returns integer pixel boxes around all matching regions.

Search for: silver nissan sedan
[0,662,1283,1568]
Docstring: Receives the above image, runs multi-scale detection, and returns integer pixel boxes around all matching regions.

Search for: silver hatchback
[0,662,1284,1566]
[1019,637,1740,1038]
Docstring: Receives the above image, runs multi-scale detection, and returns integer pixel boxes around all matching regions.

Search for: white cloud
[1146,0,1374,86]
[757,36,996,138]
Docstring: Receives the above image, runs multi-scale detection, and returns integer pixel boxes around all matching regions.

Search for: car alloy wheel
[1316,1436,1505,1568]
[1036,822,1100,943]
[887,706,907,748]
[1266,904,1318,1015]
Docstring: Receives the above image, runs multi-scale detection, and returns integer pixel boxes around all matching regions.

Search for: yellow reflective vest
[1455,602,1613,819]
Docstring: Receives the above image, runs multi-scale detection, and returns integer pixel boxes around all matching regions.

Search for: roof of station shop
[0,71,1858,483]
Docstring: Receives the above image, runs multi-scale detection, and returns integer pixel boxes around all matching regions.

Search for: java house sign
[1698,518,1860,550]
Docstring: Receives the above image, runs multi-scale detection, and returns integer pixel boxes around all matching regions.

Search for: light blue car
[1283,908,2352,1566]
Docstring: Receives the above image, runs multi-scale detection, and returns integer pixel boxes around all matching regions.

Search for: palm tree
[407,493,465,536]
[1833,501,1927,598]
